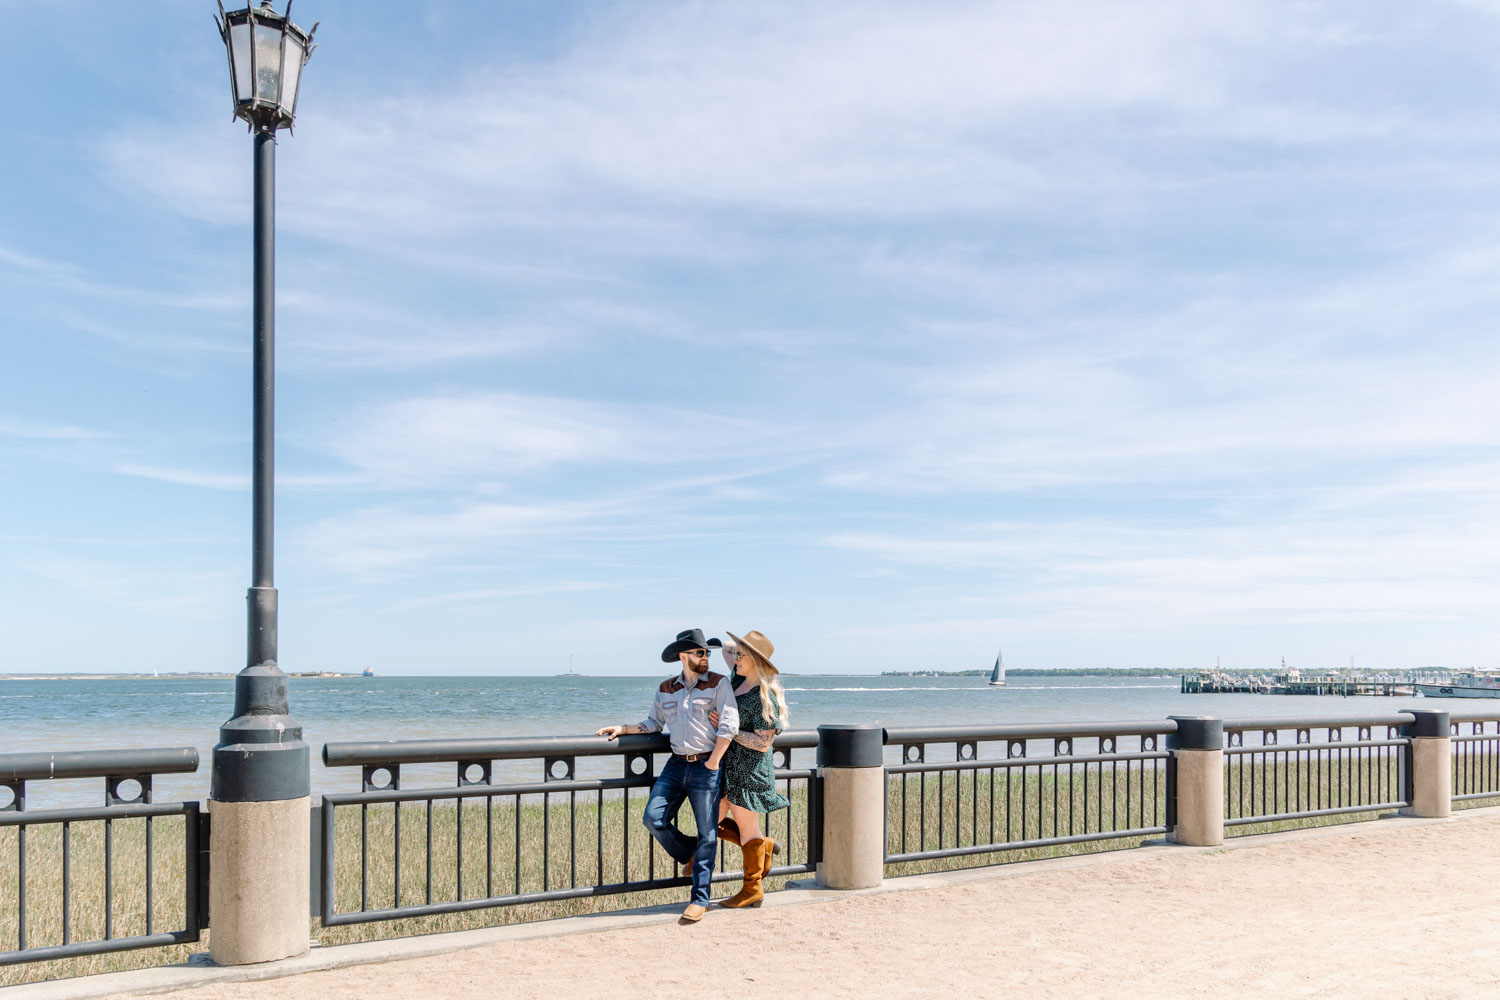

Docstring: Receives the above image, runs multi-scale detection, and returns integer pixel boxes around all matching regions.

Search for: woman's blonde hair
[743,652,788,731]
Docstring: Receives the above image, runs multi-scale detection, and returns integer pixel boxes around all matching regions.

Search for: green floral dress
[722,675,790,813]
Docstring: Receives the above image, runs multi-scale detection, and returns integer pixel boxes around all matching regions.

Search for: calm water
[0,674,1481,806]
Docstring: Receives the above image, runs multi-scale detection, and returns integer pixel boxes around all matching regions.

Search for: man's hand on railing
[595,725,627,740]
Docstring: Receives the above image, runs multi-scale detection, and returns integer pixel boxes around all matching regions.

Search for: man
[596,628,740,921]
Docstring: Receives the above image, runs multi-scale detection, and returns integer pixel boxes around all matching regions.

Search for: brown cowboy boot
[720,837,771,908]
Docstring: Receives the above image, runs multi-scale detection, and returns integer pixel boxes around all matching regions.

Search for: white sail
[989,649,1006,686]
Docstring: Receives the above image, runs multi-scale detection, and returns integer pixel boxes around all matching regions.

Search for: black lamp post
[211,1,318,805]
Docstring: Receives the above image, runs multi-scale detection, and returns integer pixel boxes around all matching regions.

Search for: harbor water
[1,674,1488,807]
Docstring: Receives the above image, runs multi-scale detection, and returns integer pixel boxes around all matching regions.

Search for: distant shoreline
[4,669,1176,680]
[0,672,363,681]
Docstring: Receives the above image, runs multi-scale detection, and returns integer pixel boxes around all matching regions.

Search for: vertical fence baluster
[456,797,464,902]
[1052,762,1058,840]
[61,821,70,945]
[919,770,926,852]
[103,818,112,940]
[424,799,432,906]
[569,791,577,890]
[17,823,26,950]
[542,791,550,892]
[596,789,603,886]
[393,802,402,908]
[900,773,908,855]
[145,815,154,935]
[360,803,368,911]
[486,794,494,898]
[514,794,522,895]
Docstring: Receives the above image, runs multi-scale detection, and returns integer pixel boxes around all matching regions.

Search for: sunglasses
[686,649,709,657]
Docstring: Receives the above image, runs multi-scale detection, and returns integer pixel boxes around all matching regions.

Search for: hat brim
[660,637,722,663]
[724,631,777,673]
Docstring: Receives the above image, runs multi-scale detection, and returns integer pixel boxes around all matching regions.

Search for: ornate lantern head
[215,1,318,132]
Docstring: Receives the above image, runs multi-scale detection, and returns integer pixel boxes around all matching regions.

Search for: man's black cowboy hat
[661,628,723,663]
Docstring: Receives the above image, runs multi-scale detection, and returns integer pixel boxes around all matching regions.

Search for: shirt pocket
[660,697,680,722]
[689,693,716,715]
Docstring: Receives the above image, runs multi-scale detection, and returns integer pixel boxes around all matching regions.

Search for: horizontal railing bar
[0,747,199,782]
[1225,740,1408,754]
[323,864,819,925]
[327,769,818,805]
[1452,736,1500,745]
[323,730,820,768]
[1224,802,1407,826]
[0,930,198,967]
[1448,712,1500,724]
[887,752,1168,774]
[884,825,1169,864]
[883,720,1177,744]
[1453,791,1500,801]
[0,801,198,827]
[1222,714,1415,732]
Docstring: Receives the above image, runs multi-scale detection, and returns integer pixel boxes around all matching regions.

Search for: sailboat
[988,649,1006,687]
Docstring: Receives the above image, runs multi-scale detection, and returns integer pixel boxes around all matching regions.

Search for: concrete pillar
[1401,710,1452,819]
[210,663,311,965]
[208,796,310,964]
[816,724,885,890]
[1168,716,1223,847]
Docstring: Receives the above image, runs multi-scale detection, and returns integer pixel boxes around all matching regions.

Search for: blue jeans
[642,755,721,905]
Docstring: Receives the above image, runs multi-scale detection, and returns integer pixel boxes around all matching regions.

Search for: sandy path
[126,816,1500,1000]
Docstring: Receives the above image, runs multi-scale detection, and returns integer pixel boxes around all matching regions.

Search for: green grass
[5,750,1499,987]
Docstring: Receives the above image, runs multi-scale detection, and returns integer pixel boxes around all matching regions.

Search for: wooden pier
[1181,673,1416,696]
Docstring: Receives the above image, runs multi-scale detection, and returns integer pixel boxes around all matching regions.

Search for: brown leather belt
[674,752,710,763]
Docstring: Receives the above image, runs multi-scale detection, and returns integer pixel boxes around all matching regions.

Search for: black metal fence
[0,748,204,967]
[1451,714,1500,803]
[317,732,820,926]
[1222,715,1410,829]
[882,722,1175,864]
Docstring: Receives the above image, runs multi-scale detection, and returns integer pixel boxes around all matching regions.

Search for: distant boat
[362,667,375,677]
[989,649,1006,687]
[1413,671,1500,699]
[558,653,582,679]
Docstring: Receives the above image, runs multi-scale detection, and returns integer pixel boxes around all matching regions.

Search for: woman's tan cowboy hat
[725,630,777,673]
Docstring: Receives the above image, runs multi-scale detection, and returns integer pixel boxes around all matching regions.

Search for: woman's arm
[732,729,776,752]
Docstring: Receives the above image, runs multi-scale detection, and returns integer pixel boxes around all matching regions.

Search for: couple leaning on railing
[595,628,789,922]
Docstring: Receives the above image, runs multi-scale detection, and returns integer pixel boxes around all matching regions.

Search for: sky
[4,0,1500,676]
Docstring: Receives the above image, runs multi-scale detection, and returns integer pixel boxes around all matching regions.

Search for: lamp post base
[208,795,311,965]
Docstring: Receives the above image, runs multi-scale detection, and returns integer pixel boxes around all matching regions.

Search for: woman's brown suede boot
[719,837,770,908]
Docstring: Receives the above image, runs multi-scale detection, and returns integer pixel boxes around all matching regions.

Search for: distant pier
[1181,672,1421,696]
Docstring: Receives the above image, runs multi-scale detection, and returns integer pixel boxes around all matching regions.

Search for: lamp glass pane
[253,24,283,103]
[279,36,305,115]
[229,22,253,103]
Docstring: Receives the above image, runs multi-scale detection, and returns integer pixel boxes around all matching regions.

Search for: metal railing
[318,732,820,926]
[1222,715,1411,828]
[0,748,203,966]
[882,721,1175,864]
[1451,714,1500,803]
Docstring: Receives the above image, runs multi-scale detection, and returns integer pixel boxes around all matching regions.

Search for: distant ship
[988,649,1006,687]
[1413,671,1500,699]
[362,667,375,677]
[558,654,582,679]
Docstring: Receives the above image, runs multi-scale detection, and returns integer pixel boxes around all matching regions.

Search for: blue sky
[5,1,1500,675]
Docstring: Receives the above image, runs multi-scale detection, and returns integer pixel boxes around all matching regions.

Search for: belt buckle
[683,752,701,763]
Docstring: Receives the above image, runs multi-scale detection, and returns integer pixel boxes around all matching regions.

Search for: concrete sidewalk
[14,807,1500,1000]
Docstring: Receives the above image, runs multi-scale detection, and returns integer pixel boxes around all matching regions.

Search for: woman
[715,630,790,909]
